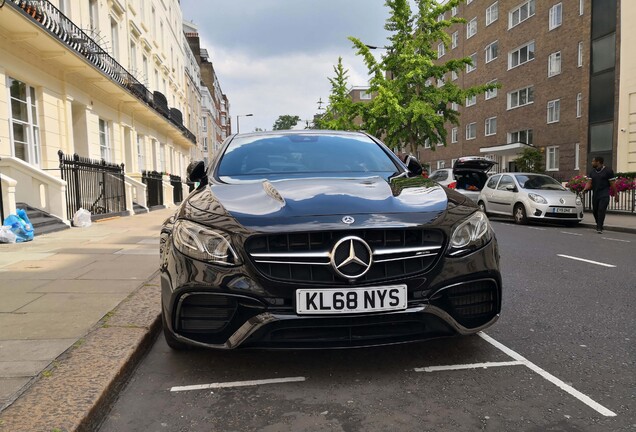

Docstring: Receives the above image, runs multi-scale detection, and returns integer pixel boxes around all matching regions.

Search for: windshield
[515,174,566,191]
[216,133,400,182]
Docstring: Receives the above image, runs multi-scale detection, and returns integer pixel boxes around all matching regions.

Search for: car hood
[185,176,464,231]
[523,189,580,204]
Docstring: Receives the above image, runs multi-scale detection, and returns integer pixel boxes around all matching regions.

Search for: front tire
[478,201,488,215]
[513,204,528,225]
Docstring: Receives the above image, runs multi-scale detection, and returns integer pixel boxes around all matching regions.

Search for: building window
[466,122,477,140]
[485,41,498,63]
[159,143,166,172]
[451,158,458,168]
[8,77,40,165]
[89,0,98,30]
[548,51,562,77]
[452,31,458,49]
[436,160,445,169]
[579,0,584,15]
[451,127,458,143]
[549,3,563,30]
[130,41,137,73]
[110,17,119,59]
[202,116,207,132]
[508,129,533,145]
[437,77,445,88]
[509,0,535,29]
[485,117,497,136]
[451,102,459,111]
[578,42,583,67]
[438,43,445,58]
[59,0,71,16]
[466,94,477,107]
[485,79,498,99]
[136,135,145,171]
[452,6,458,16]
[424,139,431,149]
[467,0,473,3]
[437,13,445,22]
[508,41,535,69]
[467,52,477,73]
[99,119,111,162]
[508,86,534,109]
[547,99,561,123]
[203,137,208,152]
[576,93,583,118]
[486,2,498,26]
[451,70,458,81]
[467,17,477,39]
[151,7,156,37]
[360,90,372,100]
[575,143,580,169]
[546,146,559,171]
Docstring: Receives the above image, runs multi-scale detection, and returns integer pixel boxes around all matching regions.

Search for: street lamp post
[236,113,253,134]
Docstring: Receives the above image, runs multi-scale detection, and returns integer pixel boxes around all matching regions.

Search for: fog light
[534,209,542,216]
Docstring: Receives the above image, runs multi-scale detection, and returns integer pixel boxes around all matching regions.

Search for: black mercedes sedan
[159,130,501,350]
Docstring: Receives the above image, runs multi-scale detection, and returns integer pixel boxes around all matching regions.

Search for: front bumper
[528,203,584,222]
[161,236,501,349]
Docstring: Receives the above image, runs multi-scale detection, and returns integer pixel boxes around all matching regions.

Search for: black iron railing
[581,189,636,214]
[170,174,183,204]
[58,150,126,220]
[142,170,163,208]
[8,0,196,144]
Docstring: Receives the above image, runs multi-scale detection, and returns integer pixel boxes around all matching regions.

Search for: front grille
[245,229,445,285]
[544,212,579,219]
[176,294,237,333]
[431,280,499,329]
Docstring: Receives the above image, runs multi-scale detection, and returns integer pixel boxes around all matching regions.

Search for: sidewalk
[0,208,174,431]
[0,208,634,431]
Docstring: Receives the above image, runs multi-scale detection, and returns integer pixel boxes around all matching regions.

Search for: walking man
[582,156,618,233]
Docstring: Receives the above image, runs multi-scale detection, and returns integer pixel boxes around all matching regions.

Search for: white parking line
[478,332,617,417]
[560,231,583,236]
[527,227,546,231]
[603,237,631,243]
[557,254,616,268]
[414,361,523,373]
[170,376,306,392]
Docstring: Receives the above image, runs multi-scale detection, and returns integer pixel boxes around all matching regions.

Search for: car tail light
[448,182,456,189]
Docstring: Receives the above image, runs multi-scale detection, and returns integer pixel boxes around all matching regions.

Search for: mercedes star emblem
[342,216,355,225]
[330,236,373,280]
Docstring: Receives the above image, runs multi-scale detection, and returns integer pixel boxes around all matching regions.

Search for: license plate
[553,208,572,213]
[296,285,407,315]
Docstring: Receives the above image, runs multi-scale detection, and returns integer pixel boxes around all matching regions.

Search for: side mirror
[505,184,516,192]
[403,155,423,177]
[187,160,207,184]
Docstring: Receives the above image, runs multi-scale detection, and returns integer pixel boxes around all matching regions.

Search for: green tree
[272,115,301,130]
[513,147,544,173]
[348,0,498,154]
[318,57,361,131]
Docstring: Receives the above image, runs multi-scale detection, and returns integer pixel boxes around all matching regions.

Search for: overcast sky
[180,1,394,133]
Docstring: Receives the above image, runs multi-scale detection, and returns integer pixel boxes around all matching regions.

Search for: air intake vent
[177,294,237,333]
[431,280,499,329]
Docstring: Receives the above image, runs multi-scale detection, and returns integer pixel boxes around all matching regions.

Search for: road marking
[557,254,616,268]
[414,361,523,372]
[602,237,631,243]
[170,377,306,392]
[527,227,546,231]
[560,231,582,236]
[478,332,617,417]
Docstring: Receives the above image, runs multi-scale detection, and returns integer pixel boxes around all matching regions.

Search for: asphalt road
[99,221,636,432]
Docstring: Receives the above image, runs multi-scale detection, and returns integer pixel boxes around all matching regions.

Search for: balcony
[5,0,196,145]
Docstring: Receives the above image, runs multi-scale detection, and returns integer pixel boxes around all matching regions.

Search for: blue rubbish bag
[3,209,34,242]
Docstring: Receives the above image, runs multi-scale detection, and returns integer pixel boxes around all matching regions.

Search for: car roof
[234,130,371,138]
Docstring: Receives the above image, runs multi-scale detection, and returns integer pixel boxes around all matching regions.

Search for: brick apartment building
[413,0,621,180]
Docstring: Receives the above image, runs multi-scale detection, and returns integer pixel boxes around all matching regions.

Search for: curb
[579,223,636,235]
[0,272,163,432]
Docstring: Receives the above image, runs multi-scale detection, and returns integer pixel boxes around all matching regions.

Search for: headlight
[173,220,241,265]
[575,196,582,206]
[447,211,492,257]
[528,193,548,204]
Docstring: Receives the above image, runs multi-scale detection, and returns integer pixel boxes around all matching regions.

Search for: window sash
[466,123,477,140]
[548,52,561,76]
[549,3,562,30]
[485,117,497,136]
[485,80,498,99]
[466,95,477,106]
[509,0,535,28]
[486,41,498,62]
[547,100,560,123]
[451,128,458,143]
[576,93,582,118]
[547,146,559,170]
[508,86,534,109]
[509,42,535,69]
[8,78,41,165]
[486,2,498,26]
[467,18,477,38]
[452,32,458,49]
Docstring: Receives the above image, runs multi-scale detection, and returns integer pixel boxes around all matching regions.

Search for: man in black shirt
[583,156,618,234]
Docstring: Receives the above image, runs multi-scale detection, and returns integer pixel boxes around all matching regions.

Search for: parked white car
[477,173,584,225]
